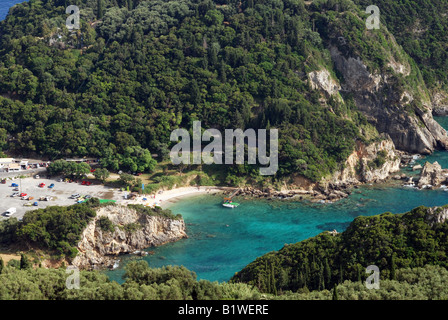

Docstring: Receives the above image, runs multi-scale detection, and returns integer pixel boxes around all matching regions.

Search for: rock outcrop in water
[71,205,187,270]
[417,161,448,188]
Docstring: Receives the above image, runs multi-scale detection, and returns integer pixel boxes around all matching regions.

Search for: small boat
[223,201,239,208]
[223,197,240,208]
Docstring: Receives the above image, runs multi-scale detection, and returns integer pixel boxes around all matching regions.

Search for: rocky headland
[71,205,187,270]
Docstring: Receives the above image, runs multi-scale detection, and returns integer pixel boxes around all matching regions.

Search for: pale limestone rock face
[329,136,400,186]
[432,91,448,116]
[329,46,448,154]
[426,207,448,226]
[387,58,410,76]
[418,161,447,188]
[308,69,341,97]
[71,205,187,269]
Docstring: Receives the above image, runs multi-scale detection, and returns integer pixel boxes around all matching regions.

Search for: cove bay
[106,117,448,283]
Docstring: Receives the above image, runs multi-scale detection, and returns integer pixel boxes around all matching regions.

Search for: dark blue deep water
[0,0,27,21]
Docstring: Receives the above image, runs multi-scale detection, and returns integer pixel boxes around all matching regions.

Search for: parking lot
[0,177,124,220]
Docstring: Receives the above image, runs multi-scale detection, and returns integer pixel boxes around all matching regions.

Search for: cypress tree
[332,286,339,300]
[97,0,104,19]
[339,263,344,284]
[303,258,310,288]
[324,258,331,287]
[357,265,362,282]
[219,60,227,82]
[20,254,31,270]
[190,79,201,105]
[318,262,325,290]
[0,257,3,274]
[318,271,325,291]
[270,264,277,295]
[265,261,271,293]
[391,254,396,280]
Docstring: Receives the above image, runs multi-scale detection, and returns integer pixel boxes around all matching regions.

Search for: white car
[70,194,80,199]
[11,192,19,197]
[4,208,16,217]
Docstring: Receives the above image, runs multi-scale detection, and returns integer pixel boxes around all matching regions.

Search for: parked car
[39,183,45,188]
[21,196,29,200]
[33,202,38,206]
[13,187,19,191]
[4,208,16,216]
[11,192,19,197]
[20,193,27,197]
[11,183,19,187]
[48,183,55,188]
[82,181,92,186]
[23,202,33,207]
[1,179,6,184]
[70,194,80,199]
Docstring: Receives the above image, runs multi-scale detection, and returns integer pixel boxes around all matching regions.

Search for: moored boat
[223,197,240,208]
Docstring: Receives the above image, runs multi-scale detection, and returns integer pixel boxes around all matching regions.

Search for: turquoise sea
[3,0,448,286]
[106,117,448,283]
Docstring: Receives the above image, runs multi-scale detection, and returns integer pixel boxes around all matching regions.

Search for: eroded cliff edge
[329,46,448,154]
[71,205,187,270]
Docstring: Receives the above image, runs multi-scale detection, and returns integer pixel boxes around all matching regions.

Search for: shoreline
[122,186,236,208]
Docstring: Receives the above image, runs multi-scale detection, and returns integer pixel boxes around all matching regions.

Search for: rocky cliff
[71,205,187,270]
[432,91,448,116]
[426,206,448,227]
[237,135,400,202]
[328,135,400,187]
[329,45,448,155]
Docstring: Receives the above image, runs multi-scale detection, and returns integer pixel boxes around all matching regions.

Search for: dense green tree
[93,168,110,183]
[119,173,135,186]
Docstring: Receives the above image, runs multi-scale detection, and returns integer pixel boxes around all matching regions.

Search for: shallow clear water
[106,117,448,283]
[106,181,448,284]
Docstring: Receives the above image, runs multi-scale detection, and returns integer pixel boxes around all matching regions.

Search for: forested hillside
[1,258,448,299]
[353,0,448,90]
[231,205,448,293]
[0,0,446,183]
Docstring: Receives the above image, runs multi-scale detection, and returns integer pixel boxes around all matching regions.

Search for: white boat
[223,202,239,208]
[222,198,240,208]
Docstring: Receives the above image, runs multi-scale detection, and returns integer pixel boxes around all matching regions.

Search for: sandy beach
[122,186,236,208]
